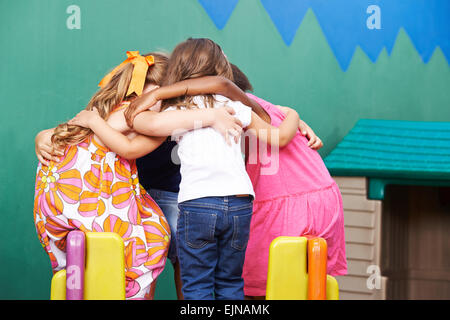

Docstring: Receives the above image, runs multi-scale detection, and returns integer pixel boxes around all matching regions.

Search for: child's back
[242,93,348,297]
[33,51,171,300]
[167,94,254,203]
[34,118,170,299]
[245,93,336,199]
[167,94,255,300]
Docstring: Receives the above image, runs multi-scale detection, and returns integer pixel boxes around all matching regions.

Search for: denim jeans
[148,188,179,265]
[177,196,253,300]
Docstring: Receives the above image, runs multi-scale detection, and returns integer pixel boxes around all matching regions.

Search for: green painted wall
[0,0,448,299]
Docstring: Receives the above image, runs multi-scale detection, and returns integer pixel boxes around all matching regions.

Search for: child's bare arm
[125,76,269,126]
[132,107,243,144]
[68,109,166,160]
[176,76,269,122]
[246,107,299,147]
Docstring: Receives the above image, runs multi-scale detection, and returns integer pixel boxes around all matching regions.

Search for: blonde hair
[161,38,233,111]
[52,52,168,150]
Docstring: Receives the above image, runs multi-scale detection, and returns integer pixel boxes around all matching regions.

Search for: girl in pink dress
[233,67,348,298]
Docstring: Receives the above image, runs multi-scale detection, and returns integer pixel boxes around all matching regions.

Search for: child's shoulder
[245,93,272,108]
[106,101,132,133]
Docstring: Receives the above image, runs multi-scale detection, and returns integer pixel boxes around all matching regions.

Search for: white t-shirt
[166,94,255,203]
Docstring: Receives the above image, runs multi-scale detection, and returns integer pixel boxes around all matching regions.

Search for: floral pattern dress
[33,136,170,300]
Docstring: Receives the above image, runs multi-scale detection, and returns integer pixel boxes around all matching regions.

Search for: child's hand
[212,107,243,145]
[298,119,323,150]
[68,108,101,128]
[125,90,159,128]
[35,129,64,166]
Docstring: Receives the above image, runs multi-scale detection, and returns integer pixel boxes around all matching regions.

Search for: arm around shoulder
[246,108,299,147]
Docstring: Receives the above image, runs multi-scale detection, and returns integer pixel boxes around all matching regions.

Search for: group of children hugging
[33,38,347,300]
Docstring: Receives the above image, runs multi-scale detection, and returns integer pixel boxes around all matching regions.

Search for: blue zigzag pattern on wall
[198,0,450,70]
[198,0,239,30]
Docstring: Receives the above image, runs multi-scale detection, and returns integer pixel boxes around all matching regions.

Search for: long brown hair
[161,38,233,110]
[231,63,253,92]
[52,52,168,149]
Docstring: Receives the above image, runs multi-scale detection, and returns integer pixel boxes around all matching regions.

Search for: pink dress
[242,94,347,297]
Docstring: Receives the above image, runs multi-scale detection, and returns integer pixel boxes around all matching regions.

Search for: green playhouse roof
[324,119,450,199]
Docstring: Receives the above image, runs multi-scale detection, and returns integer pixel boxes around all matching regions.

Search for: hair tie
[98,51,155,96]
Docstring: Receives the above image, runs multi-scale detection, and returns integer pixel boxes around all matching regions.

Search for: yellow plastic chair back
[50,232,125,300]
[50,269,67,300]
[266,236,339,300]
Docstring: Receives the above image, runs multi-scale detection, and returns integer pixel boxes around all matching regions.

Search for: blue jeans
[177,196,253,300]
[148,189,179,265]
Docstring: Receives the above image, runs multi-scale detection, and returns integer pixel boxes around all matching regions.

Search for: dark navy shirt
[136,138,181,193]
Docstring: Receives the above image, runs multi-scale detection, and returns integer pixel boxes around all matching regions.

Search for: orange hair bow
[98,51,155,96]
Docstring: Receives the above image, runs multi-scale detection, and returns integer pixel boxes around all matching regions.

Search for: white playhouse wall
[332,176,387,300]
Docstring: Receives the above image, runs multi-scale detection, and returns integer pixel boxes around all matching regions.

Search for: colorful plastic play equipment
[266,236,339,300]
[50,231,125,300]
